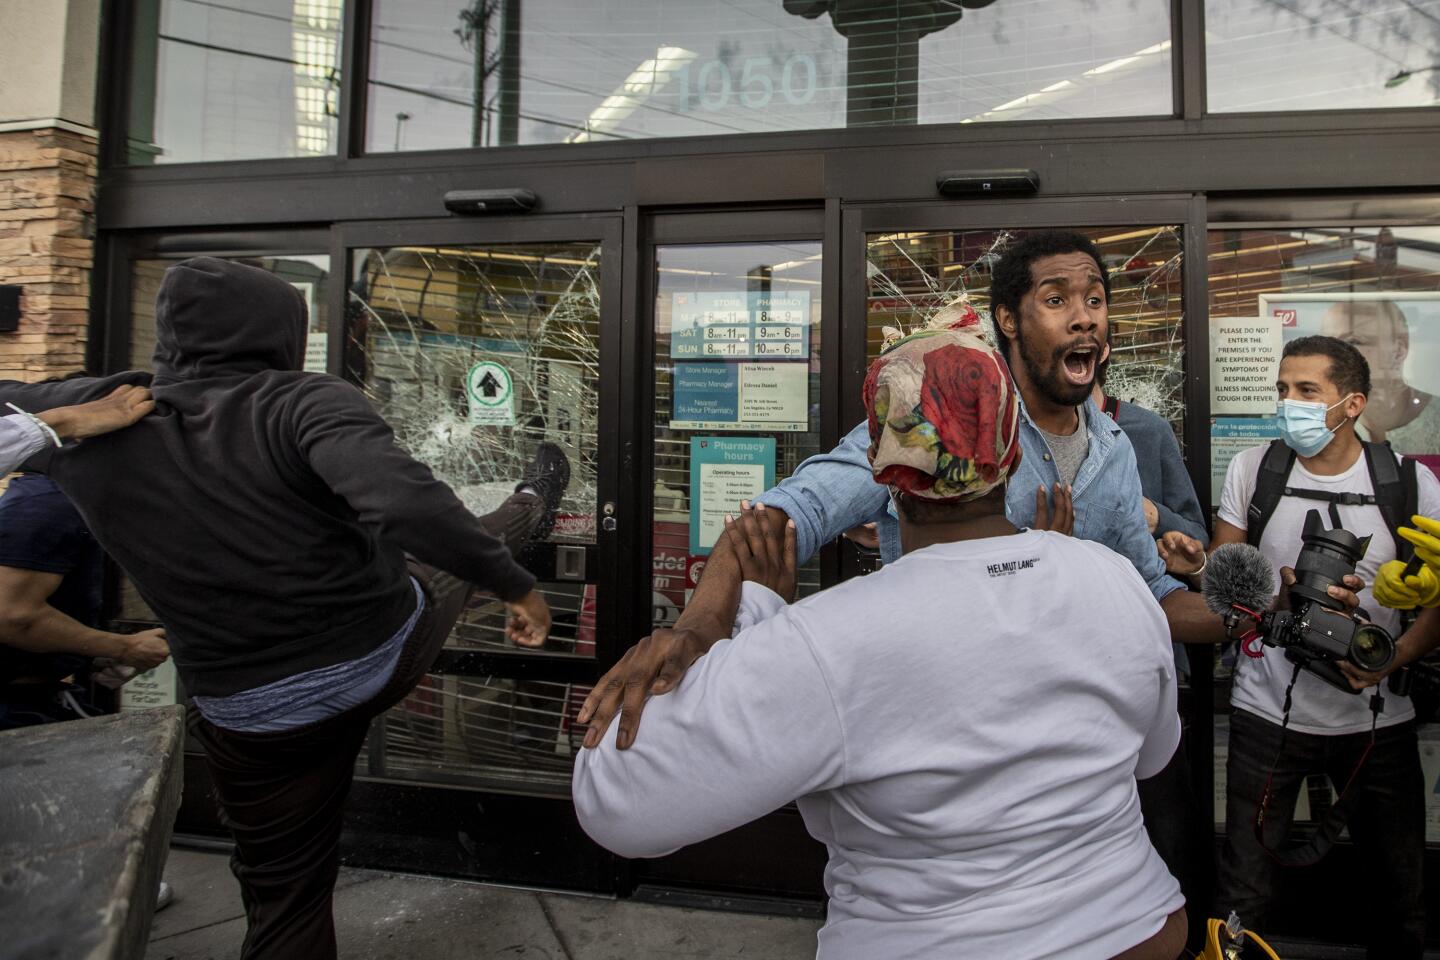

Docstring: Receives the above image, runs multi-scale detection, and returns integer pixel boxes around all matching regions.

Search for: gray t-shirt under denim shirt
[1036,414,1090,488]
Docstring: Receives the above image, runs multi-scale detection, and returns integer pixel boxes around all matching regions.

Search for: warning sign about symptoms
[1210,317,1281,416]
[466,360,516,426]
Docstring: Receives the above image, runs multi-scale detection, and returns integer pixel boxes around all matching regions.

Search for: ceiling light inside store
[567,47,698,144]
[962,40,1171,124]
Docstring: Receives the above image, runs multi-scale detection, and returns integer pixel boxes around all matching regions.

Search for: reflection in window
[128,0,342,164]
[1206,226,1440,840]
[1207,0,1440,112]
[366,0,1172,153]
[651,242,824,628]
[346,244,601,660]
[865,227,1186,436]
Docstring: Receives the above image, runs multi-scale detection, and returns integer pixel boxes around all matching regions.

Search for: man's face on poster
[1320,301,1409,387]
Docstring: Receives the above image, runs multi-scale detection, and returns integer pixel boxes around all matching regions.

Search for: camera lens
[1349,623,1396,673]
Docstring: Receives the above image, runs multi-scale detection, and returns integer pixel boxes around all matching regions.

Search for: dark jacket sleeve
[290,378,536,602]
[1146,416,1210,546]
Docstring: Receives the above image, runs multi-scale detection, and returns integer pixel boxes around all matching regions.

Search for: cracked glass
[347,242,603,791]
[865,227,1187,436]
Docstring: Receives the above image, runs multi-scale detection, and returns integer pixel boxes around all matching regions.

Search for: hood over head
[152,257,307,382]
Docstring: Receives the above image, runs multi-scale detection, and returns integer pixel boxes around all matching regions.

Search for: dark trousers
[1215,708,1425,959]
[187,493,541,960]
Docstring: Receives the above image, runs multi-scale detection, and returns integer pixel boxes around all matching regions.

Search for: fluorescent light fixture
[965,39,1172,123]
[567,47,698,144]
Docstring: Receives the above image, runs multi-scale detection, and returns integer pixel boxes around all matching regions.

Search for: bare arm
[578,502,789,749]
[0,565,168,670]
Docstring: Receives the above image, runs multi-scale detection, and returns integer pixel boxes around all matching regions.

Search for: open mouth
[1060,344,1098,387]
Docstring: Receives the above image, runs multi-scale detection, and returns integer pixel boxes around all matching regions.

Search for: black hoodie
[0,258,534,697]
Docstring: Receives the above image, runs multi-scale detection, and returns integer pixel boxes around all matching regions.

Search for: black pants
[187,493,541,960]
[1215,708,1425,959]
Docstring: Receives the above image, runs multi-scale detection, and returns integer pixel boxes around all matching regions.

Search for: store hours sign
[670,291,811,433]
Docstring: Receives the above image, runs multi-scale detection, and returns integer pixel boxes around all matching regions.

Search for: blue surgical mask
[1274,394,1355,458]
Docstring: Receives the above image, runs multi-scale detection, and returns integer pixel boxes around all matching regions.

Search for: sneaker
[515,442,571,541]
[155,881,174,912]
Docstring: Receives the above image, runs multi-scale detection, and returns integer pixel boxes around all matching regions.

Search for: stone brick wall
[0,127,97,381]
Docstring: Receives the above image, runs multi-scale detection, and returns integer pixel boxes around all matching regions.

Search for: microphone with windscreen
[1201,543,1276,619]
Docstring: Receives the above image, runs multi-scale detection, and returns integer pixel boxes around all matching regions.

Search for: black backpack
[1245,439,1419,565]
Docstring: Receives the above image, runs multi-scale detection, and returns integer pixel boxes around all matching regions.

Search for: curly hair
[988,231,1110,357]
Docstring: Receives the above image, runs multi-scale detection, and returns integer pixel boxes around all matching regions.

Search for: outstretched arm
[0,565,169,670]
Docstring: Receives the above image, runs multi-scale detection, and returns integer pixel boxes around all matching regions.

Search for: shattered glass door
[347,242,604,791]
[865,227,1187,437]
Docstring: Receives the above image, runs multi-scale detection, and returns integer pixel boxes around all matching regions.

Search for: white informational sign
[466,360,516,426]
[670,362,809,432]
[120,658,177,711]
[1210,316,1281,415]
[695,462,767,552]
[304,332,328,373]
[671,291,811,360]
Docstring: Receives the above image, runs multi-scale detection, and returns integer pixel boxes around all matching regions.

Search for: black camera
[1239,510,1397,694]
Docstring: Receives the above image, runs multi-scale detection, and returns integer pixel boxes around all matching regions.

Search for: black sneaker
[515,442,571,541]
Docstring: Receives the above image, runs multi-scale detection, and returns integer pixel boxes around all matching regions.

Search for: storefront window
[127,0,342,164]
[346,241,603,793]
[1206,1,1440,113]
[1206,226,1440,844]
[652,241,824,627]
[366,0,1172,153]
[865,226,1186,439]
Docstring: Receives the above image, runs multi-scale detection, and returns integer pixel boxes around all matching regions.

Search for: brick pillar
[0,126,97,381]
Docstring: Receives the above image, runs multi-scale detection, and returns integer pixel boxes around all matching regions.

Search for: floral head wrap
[863,302,1022,503]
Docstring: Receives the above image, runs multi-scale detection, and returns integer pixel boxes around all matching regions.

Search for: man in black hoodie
[0,258,553,959]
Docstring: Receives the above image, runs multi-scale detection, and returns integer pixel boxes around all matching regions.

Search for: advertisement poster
[689,436,776,555]
[1260,292,1440,475]
[1209,316,1281,415]
[671,362,809,432]
[1210,417,1281,507]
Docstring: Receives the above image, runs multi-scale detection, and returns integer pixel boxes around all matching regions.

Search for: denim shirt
[756,397,1185,605]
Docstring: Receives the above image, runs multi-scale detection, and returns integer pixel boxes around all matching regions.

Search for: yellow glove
[1374,559,1440,609]
[1399,514,1440,570]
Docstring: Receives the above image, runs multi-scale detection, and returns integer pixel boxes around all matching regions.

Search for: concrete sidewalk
[146,848,822,960]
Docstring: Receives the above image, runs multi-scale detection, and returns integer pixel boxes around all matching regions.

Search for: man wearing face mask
[1162,335,1440,957]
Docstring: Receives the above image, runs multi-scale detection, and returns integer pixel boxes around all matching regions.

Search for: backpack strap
[1101,395,1121,422]
[1247,440,1296,548]
[1362,440,1419,564]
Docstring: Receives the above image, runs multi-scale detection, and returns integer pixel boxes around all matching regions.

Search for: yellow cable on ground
[1198,917,1281,960]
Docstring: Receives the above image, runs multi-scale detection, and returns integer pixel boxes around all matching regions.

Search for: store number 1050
[676,55,820,112]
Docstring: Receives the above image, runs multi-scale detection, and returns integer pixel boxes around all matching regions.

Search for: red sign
[1274,309,1297,328]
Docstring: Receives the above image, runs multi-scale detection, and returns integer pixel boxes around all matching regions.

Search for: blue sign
[673,363,739,423]
[1211,416,1281,506]
[689,436,776,555]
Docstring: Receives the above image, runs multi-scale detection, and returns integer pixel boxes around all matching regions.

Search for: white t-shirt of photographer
[1219,443,1440,735]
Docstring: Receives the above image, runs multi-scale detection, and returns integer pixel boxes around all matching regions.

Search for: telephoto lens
[1290,509,1372,610]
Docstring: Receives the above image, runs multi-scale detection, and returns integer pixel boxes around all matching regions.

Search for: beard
[1014,322,1094,408]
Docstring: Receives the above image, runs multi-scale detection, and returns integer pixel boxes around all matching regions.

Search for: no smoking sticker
[467,360,515,426]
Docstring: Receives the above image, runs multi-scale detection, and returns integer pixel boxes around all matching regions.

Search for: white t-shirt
[1218,443,1440,735]
[574,531,1183,960]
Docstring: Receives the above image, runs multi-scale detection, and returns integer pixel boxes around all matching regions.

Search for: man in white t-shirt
[1163,335,1440,958]
[575,320,1187,960]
